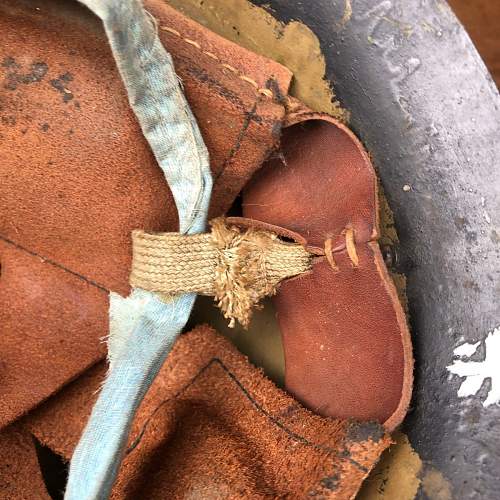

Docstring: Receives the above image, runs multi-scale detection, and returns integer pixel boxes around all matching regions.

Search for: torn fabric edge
[65,1,212,499]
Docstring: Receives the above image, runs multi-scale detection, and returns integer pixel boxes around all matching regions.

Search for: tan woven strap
[130,218,312,327]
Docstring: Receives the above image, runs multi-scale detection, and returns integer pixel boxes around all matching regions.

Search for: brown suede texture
[0,241,107,427]
[24,326,391,499]
[0,422,50,499]
[0,0,290,429]
[243,110,413,430]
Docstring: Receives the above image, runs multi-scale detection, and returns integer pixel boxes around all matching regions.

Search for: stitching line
[323,228,359,271]
[215,94,260,183]
[126,357,369,473]
[0,233,109,293]
[160,26,275,99]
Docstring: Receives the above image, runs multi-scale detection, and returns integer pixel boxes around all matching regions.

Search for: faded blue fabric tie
[65,1,212,498]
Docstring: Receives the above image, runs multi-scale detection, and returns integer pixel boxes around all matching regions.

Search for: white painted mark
[453,341,480,357]
[447,327,500,407]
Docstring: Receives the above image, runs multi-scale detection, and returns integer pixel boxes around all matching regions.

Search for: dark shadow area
[33,436,68,500]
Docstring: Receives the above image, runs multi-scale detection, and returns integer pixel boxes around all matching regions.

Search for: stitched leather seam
[0,233,109,293]
[125,357,369,473]
[160,26,275,99]
[215,94,260,183]
[209,94,264,217]
[323,231,358,270]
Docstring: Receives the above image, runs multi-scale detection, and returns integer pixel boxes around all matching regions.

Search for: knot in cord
[130,218,312,328]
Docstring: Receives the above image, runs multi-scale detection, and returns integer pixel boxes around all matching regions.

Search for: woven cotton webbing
[130,218,313,327]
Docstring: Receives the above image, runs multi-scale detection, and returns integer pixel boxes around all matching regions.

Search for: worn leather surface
[0,241,107,426]
[243,108,413,430]
[24,326,391,499]
[0,0,291,429]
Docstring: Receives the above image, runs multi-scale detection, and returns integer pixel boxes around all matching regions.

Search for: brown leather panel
[0,422,50,499]
[0,0,175,297]
[275,248,405,424]
[243,116,413,430]
[244,119,377,247]
[25,326,391,499]
[0,240,107,428]
[0,0,289,427]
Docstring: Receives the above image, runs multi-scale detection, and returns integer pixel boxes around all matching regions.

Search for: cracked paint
[447,326,500,407]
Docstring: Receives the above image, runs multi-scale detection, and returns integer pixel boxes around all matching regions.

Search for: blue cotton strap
[64,1,212,498]
[81,0,211,235]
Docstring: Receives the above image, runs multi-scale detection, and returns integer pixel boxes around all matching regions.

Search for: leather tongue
[243,114,413,430]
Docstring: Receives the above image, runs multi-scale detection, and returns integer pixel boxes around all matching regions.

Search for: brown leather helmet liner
[0,0,411,436]
[243,109,413,430]
[0,0,289,429]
